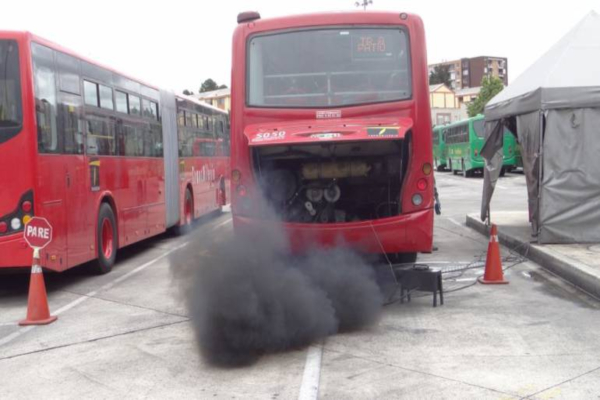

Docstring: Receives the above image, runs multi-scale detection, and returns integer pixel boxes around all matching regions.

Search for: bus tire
[396,252,417,264]
[93,203,117,275]
[436,164,445,172]
[499,167,506,177]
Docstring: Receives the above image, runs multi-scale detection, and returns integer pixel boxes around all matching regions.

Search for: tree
[182,89,194,96]
[199,79,228,93]
[467,76,504,117]
[429,65,451,88]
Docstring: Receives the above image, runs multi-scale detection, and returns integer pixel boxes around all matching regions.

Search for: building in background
[195,88,231,112]
[429,84,465,126]
[429,56,508,90]
[454,86,481,111]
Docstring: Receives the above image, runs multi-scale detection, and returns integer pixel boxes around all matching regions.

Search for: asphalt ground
[1,171,600,399]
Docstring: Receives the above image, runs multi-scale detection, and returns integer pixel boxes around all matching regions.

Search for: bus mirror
[237,11,261,24]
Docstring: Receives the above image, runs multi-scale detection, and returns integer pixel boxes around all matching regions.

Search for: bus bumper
[0,234,32,269]
[233,208,434,254]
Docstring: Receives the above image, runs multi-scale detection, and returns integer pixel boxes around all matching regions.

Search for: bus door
[32,42,69,270]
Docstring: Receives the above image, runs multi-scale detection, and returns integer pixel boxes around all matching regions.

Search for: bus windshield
[0,40,22,144]
[247,27,411,108]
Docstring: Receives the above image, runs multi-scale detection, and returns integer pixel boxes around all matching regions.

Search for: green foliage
[467,76,504,117]
[429,65,452,88]
[182,89,194,96]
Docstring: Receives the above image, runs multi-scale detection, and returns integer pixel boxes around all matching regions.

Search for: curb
[466,214,600,300]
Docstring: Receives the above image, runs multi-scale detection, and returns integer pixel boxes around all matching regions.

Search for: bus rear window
[0,40,23,145]
[248,28,411,108]
[473,119,485,137]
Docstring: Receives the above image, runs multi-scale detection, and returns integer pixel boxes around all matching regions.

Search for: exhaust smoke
[171,217,385,367]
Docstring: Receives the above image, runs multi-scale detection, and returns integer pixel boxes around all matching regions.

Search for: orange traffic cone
[19,252,58,326]
[478,224,509,285]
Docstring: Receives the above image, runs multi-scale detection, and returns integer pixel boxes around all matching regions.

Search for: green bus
[446,115,518,177]
[432,125,447,171]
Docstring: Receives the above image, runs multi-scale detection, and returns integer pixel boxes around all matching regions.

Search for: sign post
[19,217,58,326]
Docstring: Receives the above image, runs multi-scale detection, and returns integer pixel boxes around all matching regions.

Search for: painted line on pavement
[447,217,464,228]
[0,241,189,348]
[0,212,233,348]
[213,218,232,230]
[298,342,324,400]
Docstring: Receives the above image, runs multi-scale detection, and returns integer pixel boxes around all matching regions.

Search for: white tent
[481,11,600,243]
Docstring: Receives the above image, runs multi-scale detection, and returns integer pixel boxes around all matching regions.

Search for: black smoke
[171,218,385,367]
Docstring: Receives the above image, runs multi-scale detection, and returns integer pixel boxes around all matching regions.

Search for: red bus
[230,11,433,261]
[0,32,229,273]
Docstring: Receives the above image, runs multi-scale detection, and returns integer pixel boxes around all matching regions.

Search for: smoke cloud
[171,217,385,368]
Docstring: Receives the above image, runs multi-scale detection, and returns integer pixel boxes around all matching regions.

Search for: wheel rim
[101,218,114,259]
[185,196,192,225]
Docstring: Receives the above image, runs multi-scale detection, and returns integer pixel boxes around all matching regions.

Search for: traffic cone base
[477,276,509,285]
[19,316,58,326]
[479,224,509,285]
[19,263,58,326]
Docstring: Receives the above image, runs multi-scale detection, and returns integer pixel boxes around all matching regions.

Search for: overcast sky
[6,0,598,93]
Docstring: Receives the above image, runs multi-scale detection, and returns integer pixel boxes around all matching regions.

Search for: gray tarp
[540,108,600,243]
[516,112,541,235]
[480,121,504,222]
[480,11,600,243]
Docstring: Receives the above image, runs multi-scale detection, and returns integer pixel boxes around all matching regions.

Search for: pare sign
[23,217,53,250]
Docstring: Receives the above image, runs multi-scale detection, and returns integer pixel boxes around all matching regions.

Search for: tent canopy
[485,11,600,121]
[480,11,600,244]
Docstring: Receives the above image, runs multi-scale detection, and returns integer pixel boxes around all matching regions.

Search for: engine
[254,140,404,223]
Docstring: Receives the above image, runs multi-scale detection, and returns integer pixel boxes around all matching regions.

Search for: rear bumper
[233,208,433,254]
[0,234,32,269]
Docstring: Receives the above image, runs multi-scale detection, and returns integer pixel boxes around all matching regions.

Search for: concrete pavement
[1,173,600,399]
[466,211,600,300]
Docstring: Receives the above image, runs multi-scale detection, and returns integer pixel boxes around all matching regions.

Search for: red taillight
[22,201,32,213]
[0,222,7,233]
[237,185,247,197]
[417,178,428,191]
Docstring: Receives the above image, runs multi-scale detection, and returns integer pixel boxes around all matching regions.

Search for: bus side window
[32,43,60,154]
[56,52,84,155]
[86,116,116,156]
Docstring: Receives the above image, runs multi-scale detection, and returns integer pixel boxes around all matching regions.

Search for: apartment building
[429,56,508,89]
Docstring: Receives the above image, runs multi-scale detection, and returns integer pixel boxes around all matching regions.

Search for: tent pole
[536,110,544,243]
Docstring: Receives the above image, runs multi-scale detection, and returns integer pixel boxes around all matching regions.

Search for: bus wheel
[93,203,117,274]
[394,252,417,264]
[499,167,506,177]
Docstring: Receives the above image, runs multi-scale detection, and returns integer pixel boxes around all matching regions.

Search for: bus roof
[6,30,162,92]
[444,114,484,129]
[176,93,229,116]
[236,11,421,34]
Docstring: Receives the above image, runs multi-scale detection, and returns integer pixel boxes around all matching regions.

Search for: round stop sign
[23,217,53,250]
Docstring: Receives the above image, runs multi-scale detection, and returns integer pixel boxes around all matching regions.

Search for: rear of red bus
[230,12,433,258]
[0,32,36,269]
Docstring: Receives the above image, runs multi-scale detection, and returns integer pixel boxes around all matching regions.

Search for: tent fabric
[480,11,600,243]
[539,108,600,243]
[485,11,600,121]
[480,121,504,221]
[515,112,541,235]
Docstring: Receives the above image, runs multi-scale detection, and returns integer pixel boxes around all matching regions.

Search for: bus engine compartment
[252,140,407,223]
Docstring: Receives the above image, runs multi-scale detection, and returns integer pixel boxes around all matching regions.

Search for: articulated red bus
[230,11,433,261]
[0,32,229,273]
